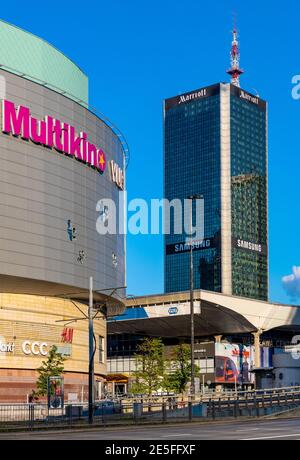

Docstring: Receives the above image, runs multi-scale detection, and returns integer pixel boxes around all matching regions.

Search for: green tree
[165,344,199,396]
[36,346,66,396]
[131,338,166,396]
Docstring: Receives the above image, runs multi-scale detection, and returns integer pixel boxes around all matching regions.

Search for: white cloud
[282,266,300,298]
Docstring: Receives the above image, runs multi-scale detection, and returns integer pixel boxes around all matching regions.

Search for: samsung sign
[166,238,214,255]
[233,238,267,256]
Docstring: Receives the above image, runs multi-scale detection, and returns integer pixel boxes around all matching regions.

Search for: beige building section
[0,293,106,402]
[220,83,232,295]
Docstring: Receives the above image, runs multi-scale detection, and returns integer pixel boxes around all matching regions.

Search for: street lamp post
[190,229,195,398]
[88,276,94,424]
[87,267,125,424]
[188,194,203,398]
[54,278,126,425]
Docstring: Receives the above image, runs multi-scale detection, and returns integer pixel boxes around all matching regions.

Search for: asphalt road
[1,418,300,440]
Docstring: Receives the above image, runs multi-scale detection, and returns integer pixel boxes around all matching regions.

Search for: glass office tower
[164,83,268,301]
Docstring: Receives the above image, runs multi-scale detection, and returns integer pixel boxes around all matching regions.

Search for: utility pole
[188,194,203,399]
[190,229,195,398]
[88,276,94,424]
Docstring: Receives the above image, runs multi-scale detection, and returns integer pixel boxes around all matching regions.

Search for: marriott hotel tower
[164,31,268,301]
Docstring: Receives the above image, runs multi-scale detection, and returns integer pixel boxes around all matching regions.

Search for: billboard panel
[215,343,255,384]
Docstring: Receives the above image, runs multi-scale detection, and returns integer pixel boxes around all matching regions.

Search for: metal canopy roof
[108,300,256,338]
[108,290,300,338]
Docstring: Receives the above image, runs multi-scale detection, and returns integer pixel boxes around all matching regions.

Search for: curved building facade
[0,21,126,402]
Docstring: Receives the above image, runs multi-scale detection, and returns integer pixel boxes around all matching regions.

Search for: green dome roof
[0,19,88,105]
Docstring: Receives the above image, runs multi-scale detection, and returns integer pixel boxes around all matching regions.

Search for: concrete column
[215,335,223,344]
[215,336,223,392]
[252,331,262,369]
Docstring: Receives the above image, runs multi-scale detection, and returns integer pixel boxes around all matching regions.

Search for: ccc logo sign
[22,341,48,356]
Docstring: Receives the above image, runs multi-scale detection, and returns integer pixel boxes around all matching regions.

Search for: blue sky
[3,0,300,304]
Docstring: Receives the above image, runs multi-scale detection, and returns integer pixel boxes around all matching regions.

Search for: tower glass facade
[230,86,268,300]
[164,83,268,301]
[164,85,222,293]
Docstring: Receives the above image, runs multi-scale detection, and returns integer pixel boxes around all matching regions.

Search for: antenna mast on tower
[227,21,244,87]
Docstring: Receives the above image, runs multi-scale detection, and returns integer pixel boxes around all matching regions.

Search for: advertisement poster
[215,343,255,385]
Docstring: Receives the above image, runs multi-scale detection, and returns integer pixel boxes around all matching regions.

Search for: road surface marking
[236,428,260,432]
[243,433,300,440]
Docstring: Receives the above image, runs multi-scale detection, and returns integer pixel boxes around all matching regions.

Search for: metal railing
[1,386,300,431]
[207,388,300,419]
[110,385,300,404]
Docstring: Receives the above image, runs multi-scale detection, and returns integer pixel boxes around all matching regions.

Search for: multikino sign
[1,99,107,174]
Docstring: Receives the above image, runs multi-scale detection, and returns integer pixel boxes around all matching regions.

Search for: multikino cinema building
[0,20,126,402]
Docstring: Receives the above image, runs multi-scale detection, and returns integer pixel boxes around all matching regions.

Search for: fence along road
[0,385,300,431]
